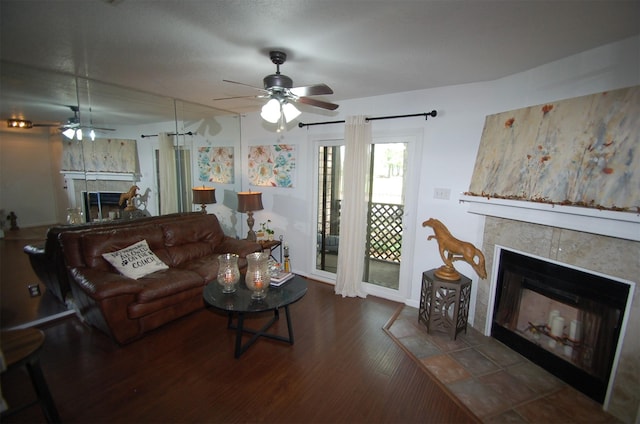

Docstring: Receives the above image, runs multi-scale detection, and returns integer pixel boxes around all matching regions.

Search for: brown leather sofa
[24,212,199,303]
[58,213,261,344]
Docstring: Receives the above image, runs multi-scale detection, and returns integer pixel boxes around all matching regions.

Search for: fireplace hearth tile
[420,354,471,384]
[399,335,441,359]
[478,370,537,406]
[447,378,510,418]
[506,362,564,394]
[514,395,580,423]
[386,305,621,423]
[475,340,524,368]
[546,386,621,423]
[387,317,421,339]
[450,348,501,377]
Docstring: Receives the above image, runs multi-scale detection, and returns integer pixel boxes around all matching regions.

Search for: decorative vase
[217,253,240,293]
[245,252,271,299]
[66,207,84,224]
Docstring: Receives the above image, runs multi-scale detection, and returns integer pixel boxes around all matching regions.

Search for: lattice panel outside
[368,202,403,263]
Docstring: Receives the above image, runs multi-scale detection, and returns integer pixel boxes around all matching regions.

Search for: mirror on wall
[0,62,242,232]
[175,100,242,236]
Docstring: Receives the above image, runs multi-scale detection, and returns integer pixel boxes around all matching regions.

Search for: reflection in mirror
[174,100,242,237]
[1,62,242,229]
[0,62,82,226]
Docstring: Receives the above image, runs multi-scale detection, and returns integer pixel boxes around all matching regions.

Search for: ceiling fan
[217,50,338,128]
[59,106,115,140]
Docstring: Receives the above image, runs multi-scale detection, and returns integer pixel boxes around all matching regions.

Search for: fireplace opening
[82,191,125,222]
[492,249,630,403]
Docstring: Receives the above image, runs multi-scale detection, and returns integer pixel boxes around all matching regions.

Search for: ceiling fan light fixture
[62,128,75,139]
[89,129,96,141]
[282,102,301,123]
[76,129,83,141]
[261,98,281,123]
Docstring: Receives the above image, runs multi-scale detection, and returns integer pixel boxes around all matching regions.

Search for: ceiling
[1,0,639,127]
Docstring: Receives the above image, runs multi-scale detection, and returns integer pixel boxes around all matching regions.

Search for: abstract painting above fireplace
[468,86,640,212]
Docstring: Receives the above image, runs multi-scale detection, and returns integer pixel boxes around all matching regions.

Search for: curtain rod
[140,131,196,138]
[297,110,437,128]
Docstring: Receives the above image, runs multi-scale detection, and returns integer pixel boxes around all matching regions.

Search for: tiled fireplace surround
[473,214,639,422]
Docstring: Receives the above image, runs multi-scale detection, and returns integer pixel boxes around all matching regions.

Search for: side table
[419,268,472,340]
[258,240,282,263]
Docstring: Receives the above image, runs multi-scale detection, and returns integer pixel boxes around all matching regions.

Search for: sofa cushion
[102,240,169,280]
[133,268,204,304]
[161,214,224,247]
[81,226,168,271]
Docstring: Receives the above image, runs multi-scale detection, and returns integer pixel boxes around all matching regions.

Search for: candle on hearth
[569,319,581,341]
[551,316,565,338]
[548,309,560,330]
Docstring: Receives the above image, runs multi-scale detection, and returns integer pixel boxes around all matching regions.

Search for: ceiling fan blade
[32,123,60,127]
[213,94,261,101]
[296,96,339,111]
[90,127,115,132]
[223,79,268,93]
[289,83,333,97]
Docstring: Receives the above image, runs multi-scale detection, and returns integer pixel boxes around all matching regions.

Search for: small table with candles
[203,274,307,358]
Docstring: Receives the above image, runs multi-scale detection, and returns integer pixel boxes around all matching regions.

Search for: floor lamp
[237,191,263,241]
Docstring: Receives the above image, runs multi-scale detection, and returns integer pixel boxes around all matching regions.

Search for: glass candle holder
[217,253,240,293]
[246,252,271,299]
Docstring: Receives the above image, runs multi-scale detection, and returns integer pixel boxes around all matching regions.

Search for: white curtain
[335,115,371,298]
[158,132,179,214]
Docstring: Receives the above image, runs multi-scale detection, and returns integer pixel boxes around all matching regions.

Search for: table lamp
[192,186,216,213]
[237,191,263,241]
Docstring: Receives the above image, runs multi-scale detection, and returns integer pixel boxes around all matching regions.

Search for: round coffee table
[203,275,308,358]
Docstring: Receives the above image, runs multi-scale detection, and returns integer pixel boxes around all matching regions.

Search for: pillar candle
[551,316,565,337]
[548,309,560,329]
[569,319,581,341]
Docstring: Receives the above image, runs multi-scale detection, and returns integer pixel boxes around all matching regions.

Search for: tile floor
[385,305,620,423]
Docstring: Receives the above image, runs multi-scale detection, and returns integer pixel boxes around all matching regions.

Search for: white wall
[0,127,65,228]
[238,35,640,312]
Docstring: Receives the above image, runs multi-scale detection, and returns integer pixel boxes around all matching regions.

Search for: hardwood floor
[2,275,476,422]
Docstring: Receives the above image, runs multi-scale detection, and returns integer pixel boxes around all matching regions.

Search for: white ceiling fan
[59,106,115,140]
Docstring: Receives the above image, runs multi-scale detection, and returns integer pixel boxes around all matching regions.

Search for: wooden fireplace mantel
[459,195,640,242]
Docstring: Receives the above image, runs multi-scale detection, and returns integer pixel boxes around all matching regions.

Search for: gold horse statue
[422,218,487,281]
[119,185,139,211]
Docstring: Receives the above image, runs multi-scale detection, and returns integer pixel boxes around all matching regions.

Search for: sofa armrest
[24,243,69,302]
[214,237,262,258]
[69,268,145,301]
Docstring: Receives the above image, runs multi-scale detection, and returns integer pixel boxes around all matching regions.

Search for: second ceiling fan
[220,50,339,127]
[60,106,114,140]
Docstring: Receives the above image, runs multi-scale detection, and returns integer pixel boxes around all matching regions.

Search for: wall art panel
[468,86,640,211]
[248,144,296,188]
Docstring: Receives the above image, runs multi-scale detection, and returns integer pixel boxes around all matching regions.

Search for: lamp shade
[237,191,263,212]
[192,187,216,205]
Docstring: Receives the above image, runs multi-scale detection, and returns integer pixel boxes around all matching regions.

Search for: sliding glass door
[314,135,418,295]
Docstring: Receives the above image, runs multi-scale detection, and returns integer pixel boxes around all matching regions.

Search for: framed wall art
[248,144,296,188]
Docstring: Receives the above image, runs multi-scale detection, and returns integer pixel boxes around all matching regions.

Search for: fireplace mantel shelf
[459,195,640,242]
[61,171,141,181]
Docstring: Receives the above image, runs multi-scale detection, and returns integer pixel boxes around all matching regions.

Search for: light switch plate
[433,188,451,200]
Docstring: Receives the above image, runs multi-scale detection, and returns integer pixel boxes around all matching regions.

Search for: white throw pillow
[102,239,168,280]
